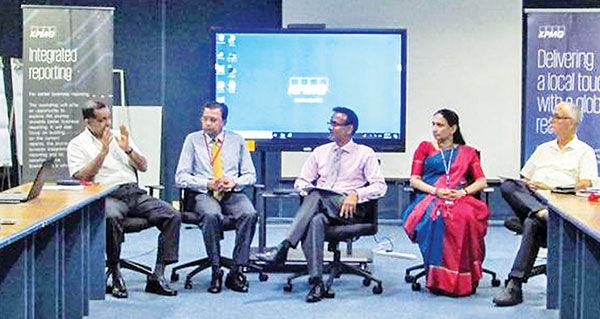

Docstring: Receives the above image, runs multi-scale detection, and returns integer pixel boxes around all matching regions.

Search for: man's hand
[339,191,358,219]
[218,177,237,193]
[208,178,222,191]
[117,125,130,152]
[100,127,112,155]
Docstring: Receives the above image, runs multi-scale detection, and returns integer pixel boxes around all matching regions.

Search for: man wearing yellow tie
[175,101,257,294]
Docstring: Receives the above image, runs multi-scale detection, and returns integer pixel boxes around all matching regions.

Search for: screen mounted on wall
[211,28,407,151]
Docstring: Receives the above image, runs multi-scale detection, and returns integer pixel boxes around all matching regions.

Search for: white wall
[112,106,162,191]
[282,0,523,179]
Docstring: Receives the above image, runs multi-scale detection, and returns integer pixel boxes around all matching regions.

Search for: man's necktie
[212,138,224,201]
[325,147,342,189]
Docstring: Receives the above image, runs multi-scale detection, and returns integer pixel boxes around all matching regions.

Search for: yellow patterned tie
[212,138,224,201]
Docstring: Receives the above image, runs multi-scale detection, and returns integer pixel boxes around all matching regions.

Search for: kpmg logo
[30,26,56,39]
[538,25,566,39]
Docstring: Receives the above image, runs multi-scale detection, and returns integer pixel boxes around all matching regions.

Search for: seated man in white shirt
[67,100,181,298]
[493,102,598,306]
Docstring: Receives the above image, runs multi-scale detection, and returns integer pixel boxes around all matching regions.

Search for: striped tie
[324,147,342,189]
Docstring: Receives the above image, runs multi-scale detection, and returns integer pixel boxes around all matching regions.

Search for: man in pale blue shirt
[175,101,257,294]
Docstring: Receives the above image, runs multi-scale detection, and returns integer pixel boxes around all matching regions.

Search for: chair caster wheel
[171,272,179,282]
[362,278,371,286]
[360,263,369,271]
[491,278,501,287]
[404,275,414,283]
[259,273,269,282]
[283,283,292,292]
[373,284,383,294]
[411,282,421,291]
[184,281,192,289]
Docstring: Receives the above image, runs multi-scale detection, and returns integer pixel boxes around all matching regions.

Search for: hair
[332,106,359,135]
[201,101,228,121]
[434,108,466,145]
[82,100,108,119]
[558,102,582,124]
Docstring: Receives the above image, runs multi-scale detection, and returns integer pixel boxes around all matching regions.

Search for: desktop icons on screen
[211,28,407,152]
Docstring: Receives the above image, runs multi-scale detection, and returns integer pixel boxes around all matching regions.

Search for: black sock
[507,277,522,289]
[280,240,292,251]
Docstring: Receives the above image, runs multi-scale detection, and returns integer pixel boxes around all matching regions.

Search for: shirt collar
[204,130,225,143]
[552,135,579,151]
[334,139,357,153]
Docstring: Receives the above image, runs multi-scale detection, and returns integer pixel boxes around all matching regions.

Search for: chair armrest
[403,186,415,193]
[483,187,494,193]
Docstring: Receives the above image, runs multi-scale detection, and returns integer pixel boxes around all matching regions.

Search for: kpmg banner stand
[22,5,113,180]
[525,10,600,172]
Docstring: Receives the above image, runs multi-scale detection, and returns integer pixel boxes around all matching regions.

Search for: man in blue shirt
[175,101,257,294]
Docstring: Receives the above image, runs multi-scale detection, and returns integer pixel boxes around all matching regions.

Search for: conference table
[0,183,116,319]
[540,191,600,319]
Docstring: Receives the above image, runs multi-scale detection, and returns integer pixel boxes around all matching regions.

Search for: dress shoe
[208,269,223,294]
[225,270,249,293]
[504,216,523,235]
[255,243,289,265]
[107,271,128,299]
[305,279,325,303]
[145,275,177,296]
[493,285,523,307]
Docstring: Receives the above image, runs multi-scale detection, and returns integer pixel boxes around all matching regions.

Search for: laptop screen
[27,157,54,201]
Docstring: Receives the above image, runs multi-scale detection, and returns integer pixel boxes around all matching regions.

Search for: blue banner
[525,12,600,171]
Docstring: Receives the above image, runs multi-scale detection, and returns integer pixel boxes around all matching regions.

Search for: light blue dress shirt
[175,130,256,193]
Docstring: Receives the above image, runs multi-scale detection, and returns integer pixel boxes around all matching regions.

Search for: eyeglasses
[327,120,348,127]
[551,114,572,121]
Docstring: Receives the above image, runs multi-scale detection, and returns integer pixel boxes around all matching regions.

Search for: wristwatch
[125,147,133,155]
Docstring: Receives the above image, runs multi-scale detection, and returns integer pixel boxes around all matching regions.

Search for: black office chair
[282,199,383,296]
[170,187,268,289]
[402,183,501,291]
[104,185,165,281]
[402,150,501,291]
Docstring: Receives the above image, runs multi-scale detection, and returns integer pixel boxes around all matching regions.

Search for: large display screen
[211,28,407,151]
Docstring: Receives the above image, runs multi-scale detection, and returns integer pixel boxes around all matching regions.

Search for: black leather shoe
[208,269,223,294]
[107,271,128,299]
[306,280,325,303]
[504,216,523,234]
[225,270,249,293]
[255,245,288,265]
[493,286,523,307]
[145,275,177,296]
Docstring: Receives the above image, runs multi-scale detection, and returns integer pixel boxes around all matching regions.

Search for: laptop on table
[0,158,55,204]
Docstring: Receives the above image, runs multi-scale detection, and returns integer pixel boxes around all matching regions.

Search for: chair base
[283,249,383,296]
[170,257,267,289]
[120,258,154,277]
[405,263,501,292]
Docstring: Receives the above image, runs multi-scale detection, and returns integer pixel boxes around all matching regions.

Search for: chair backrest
[325,199,378,241]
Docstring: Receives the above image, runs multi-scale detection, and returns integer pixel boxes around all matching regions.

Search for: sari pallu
[401,142,489,296]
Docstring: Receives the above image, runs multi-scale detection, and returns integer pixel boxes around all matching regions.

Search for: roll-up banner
[525,10,600,171]
[22,5,113,181]
[0,58,11,167]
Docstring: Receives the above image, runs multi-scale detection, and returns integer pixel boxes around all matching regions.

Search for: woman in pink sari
[402,109,489,296]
